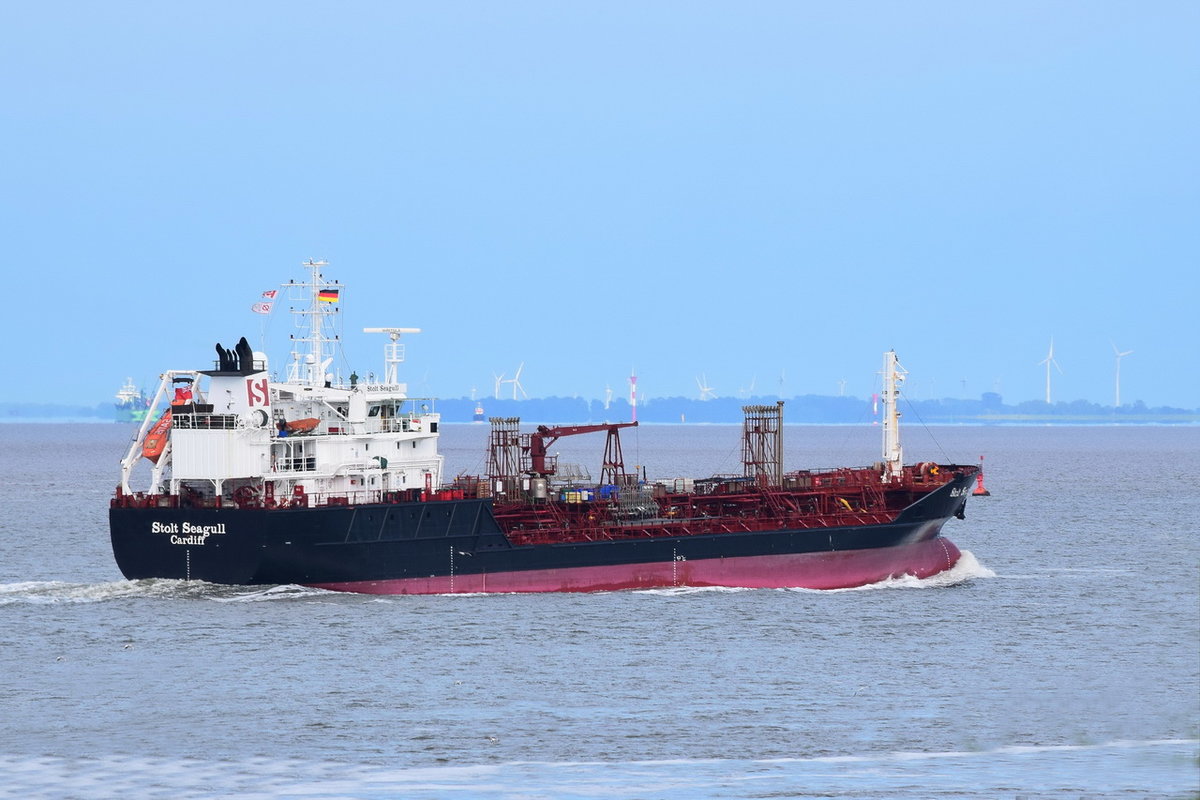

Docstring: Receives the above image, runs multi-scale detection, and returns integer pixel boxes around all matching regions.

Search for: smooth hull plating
[109,471,972,594]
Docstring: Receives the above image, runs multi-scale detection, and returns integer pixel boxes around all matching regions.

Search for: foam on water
[0,739,1193,800]
[770,549,996,593]
[0,579,331,605]
[208,583,333,602]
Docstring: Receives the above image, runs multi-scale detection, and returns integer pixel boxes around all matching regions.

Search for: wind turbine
[492,372,505,400]
[502,362,528,400]
[1038,339,1063,403]
[696,374,716,400]
[1112,343,1133,407]
[837,378,847,396]
[738,375,757,399]
[604,384,613,410]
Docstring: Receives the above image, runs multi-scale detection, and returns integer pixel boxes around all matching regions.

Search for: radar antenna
[363,327,421,386]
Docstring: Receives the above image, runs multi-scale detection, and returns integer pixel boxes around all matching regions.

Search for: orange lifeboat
[143,409,172,463]
[285,417,320,434]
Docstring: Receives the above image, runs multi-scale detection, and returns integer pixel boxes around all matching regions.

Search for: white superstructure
[117,261,443,508]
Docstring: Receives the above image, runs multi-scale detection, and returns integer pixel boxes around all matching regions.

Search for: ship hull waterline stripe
[306,537,962,595]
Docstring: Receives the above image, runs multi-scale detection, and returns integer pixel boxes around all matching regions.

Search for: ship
[113,378,151,423]
[109,260,979,594]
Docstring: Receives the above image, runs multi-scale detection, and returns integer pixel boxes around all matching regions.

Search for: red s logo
[247,378,270,407]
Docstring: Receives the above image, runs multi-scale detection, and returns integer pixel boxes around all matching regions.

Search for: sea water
[0,423,1196,799]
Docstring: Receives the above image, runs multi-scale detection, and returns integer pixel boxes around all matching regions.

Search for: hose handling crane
[528,422,639,486]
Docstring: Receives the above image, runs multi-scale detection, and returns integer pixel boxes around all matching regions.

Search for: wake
[0,579,329,605]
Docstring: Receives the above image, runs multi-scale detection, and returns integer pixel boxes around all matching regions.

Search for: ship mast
[286,259,341,386]
[881,350,907,482]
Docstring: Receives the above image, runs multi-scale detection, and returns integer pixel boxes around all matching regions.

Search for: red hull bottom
[308,537,962,595]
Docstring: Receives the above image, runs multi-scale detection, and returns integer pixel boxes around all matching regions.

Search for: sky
[3,2,1197,409]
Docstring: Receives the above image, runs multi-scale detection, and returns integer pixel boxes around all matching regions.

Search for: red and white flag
[251,302,273,314]
[261,289,278,300]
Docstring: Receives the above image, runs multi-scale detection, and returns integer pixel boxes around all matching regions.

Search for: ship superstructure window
[279,440,315,471]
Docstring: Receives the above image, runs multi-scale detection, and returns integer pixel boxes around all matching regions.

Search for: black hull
[110,472,974,592]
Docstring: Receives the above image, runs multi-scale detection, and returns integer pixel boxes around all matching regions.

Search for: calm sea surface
[0,423,1197,799]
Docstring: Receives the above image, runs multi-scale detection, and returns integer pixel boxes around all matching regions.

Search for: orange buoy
[142,409,172,463]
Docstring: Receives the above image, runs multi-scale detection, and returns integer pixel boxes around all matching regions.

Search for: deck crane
[527,422,639,486]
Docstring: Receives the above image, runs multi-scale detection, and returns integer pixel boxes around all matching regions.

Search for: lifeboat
[285,417,320,434]
[142,410,172,463]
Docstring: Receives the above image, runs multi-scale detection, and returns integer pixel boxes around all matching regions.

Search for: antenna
[362,327,421,386]
[1038,338,1063,403]
[1112,343,1133,407]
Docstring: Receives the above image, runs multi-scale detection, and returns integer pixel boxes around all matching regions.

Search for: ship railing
[209,357,268,372]
[378,416,436,434]
[274,457,317,472]
[112,484,472,511]
[285,486,470,509]
[174,413,239,431]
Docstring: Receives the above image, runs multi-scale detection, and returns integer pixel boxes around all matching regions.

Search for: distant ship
[473,403,485,423]
[113,378,151,424]
[110,261,979,593]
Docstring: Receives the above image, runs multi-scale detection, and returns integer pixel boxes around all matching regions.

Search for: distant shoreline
[3,396,1196,426]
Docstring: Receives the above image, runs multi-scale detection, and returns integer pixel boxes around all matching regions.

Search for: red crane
[528,422,638,485]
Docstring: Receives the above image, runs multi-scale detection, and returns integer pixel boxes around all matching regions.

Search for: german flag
[318,288,340,303]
